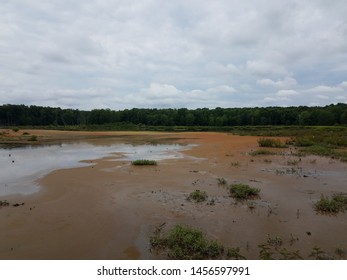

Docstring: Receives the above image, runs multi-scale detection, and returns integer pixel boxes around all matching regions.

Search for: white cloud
[339,81,347,89]
[257,77,298,89]
[305,85,344,94]
[315,94,329,100]
[206,85,236,94]
[276,90,299,97]
[246,60,289,78]
[0,0,346,109]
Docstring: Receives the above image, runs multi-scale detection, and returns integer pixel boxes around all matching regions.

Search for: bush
[187,190,208,202]
[229,184,260,200]
[131,159,157,166]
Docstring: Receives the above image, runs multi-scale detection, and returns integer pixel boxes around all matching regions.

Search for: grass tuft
[258,138,287,148]
[314,193,347,214]
[229,184,260,200]
[187,190,208,202]
[131,159,157,166]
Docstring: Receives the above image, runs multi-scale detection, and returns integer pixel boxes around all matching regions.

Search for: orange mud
[0,130,346,259]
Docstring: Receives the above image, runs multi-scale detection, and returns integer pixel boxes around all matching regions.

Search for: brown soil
[0,130,346,259]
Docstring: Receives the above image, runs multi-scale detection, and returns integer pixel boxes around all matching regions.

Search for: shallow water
[0,142,193,196]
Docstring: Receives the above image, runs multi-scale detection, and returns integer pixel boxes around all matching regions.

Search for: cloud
[276,90,299,97]
[257,77,298,89]
[246,60,289,78]
[305,85,344,94]
[0,0,346,109]
[339,81,347,89]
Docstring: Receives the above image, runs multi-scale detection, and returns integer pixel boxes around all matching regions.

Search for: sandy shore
[0,130,346,259]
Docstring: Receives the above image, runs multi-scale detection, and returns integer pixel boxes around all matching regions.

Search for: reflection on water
[0,142,193,196]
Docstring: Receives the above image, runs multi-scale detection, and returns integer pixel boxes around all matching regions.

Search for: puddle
[0,142,194,196]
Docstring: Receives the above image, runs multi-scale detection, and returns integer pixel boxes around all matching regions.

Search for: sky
[1,0,347,110]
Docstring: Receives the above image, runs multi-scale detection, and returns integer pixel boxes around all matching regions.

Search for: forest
[0,103,347,128]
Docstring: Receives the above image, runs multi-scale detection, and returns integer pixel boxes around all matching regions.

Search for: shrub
[187,190,208,202]
[131,159,157,166]
[229,184,260,200]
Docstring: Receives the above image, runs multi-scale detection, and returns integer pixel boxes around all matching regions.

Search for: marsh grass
[314,193,347,214]
[258,138,287,148]
[131,159,157,166]
[187,190,208,202]
[150,224,245,260]
[229,184,260,200]
[150,224,344,260]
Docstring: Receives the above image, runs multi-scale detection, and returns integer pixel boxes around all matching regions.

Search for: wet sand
[0,131,346,259]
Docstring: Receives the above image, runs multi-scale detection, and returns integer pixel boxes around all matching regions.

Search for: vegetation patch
[150,224,245,260]
[287,159,300,166]
[28,135,38,141]
[217,178,227,186]
[258,138,287,148]
[131,159,157,166]
[314,193,347,214]
[0,200,10,208]
[187,190,208,202]
[229,184,260,200]
[249,149,276,156]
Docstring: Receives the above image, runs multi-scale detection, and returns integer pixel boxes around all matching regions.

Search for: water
[0,142,193,196]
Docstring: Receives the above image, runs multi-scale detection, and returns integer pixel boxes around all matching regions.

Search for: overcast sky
[1,0,347,110]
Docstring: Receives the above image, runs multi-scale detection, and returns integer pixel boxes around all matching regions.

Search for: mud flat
[0,130,346,259]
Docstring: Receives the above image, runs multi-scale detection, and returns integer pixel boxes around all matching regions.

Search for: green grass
[314,193,347,214]
[187,190,208,202]
[131,159,157,166]
[258,138,287,148]
[229,184,260,200]
[150,224,245,260]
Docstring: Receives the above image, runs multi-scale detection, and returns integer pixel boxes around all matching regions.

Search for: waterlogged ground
[0,142,193,196]
[0,131,346,260]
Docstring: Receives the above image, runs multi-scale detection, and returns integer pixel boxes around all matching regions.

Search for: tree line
[1,103,347,127]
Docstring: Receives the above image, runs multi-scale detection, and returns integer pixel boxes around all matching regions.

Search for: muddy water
[0,132,346,260]
[0,142,194,196]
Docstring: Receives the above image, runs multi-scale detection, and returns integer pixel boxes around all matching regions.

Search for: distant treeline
[1,103,347,127]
